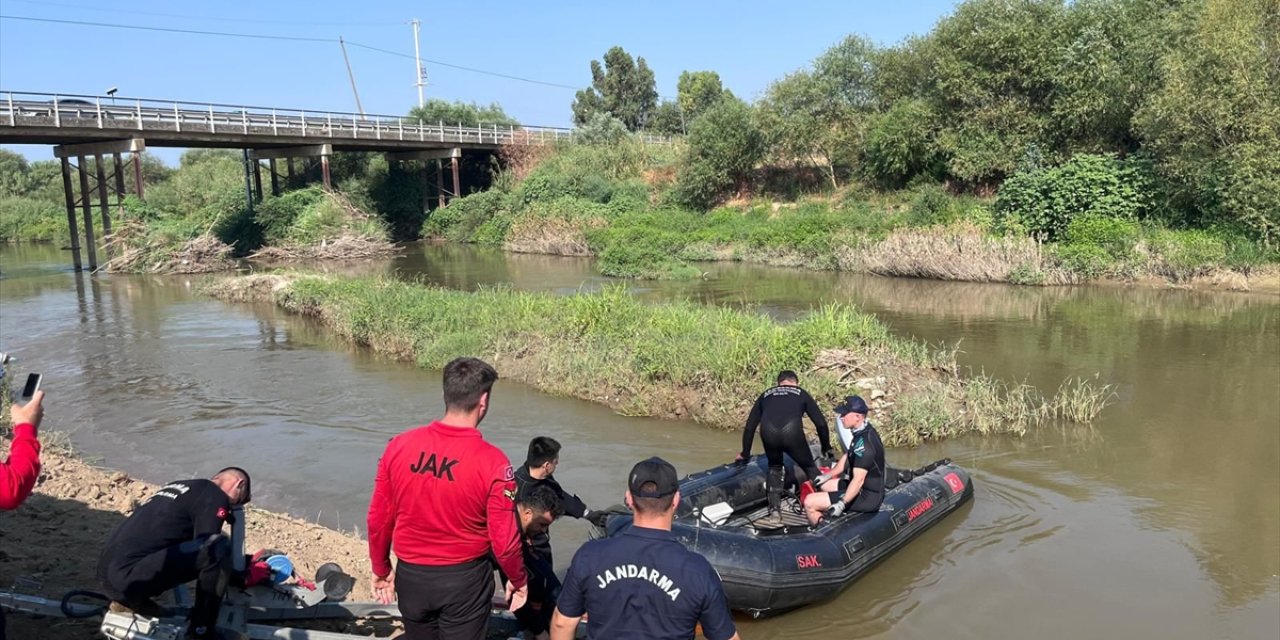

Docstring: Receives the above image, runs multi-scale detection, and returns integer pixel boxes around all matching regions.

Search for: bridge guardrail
[0,90,675,146]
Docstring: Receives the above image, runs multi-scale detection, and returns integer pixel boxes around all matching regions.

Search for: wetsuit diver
[735,370,833,528]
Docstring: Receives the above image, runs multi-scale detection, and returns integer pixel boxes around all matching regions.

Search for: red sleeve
[0,423,41,511]
[487,464,526,589]
[366,443,396,578]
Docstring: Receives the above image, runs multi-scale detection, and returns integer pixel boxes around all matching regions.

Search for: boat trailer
[1,506,531,639]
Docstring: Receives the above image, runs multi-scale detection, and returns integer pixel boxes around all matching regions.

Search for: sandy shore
[0,437,387,639]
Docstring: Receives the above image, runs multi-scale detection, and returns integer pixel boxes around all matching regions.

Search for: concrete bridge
[0,90,670,270]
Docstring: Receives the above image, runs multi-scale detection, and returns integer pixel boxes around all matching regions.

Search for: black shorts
[829,481,882,513]
[395,558,495,640]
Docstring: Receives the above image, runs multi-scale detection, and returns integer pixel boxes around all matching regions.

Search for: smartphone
[17,373,41,404]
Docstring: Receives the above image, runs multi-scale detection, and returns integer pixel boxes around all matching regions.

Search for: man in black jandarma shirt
[97,467,251,640]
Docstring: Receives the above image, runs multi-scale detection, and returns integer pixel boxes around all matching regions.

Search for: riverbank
[207,273,1111,447]
[0,435,383,640]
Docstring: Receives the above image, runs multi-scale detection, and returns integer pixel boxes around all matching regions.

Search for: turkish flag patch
[503,465,515,482]
[943,473,965,495]
[216,507,229,520]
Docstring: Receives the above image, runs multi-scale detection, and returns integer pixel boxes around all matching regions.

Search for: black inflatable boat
[601,455,974,617]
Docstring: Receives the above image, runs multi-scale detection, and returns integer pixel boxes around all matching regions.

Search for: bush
[1145,229,1228,281]
[907,185,956,227]
[863,99,940,187]
[423,190,510,242]
[0,196,65,243]
[995,154,1152,241]
[1065,214,1139,259]
[1055,243,1113,280]
[673,98,764,210]
[255,188,325,245]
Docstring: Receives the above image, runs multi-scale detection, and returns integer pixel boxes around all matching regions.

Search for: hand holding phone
[18,373,41,404]
[10,374,44,431]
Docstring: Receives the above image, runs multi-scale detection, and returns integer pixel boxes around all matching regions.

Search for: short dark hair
[517,483,565,518]
[526,436,562,468]
[442,357,497,411]
[777,370,798,384]
[632,482,675,515]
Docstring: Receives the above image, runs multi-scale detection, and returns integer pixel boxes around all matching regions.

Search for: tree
[755,70,863,189]
[646,101,685,136]
[922,0,1068,186]
[674,97,763,210]
[676,71,731,122]
[0,149,32,197]
[407,99,518,127]
[1134,0,1280,245]
[571,47,658,131]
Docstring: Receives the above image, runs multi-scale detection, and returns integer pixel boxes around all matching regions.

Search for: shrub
[673,98,764,210]
[1055,243,1112,280]
[1145,229,1228,281]
[907,185,956,227]
[1065,214,1139,259]
[995,154,1152,241]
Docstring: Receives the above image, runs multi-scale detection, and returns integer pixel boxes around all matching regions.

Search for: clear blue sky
[0,0,960,164]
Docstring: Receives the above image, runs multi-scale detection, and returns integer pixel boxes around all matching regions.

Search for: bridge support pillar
[268,158,281,197]
[252,160,264,202]
[54,138,144,270]
[384,148,462,210]
[250,144,333,191]
[59,158,83,271]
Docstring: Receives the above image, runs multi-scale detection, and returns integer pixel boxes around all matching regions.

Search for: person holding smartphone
[2,381,44,511]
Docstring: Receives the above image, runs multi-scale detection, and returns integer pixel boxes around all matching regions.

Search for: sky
[0,0,960,164]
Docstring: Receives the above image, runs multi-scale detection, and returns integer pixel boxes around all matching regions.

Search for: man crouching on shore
[97,467,252,640]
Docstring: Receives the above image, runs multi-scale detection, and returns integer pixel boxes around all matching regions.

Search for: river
[1,242,1276,639]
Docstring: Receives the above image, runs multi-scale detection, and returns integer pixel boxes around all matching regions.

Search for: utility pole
[411,19,426,108]
[338,36,366,117]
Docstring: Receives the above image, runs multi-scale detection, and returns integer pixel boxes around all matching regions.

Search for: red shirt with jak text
[367,421,526,588]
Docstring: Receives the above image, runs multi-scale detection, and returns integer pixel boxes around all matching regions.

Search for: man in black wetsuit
[97,467,251,640]
[735,370,833,527]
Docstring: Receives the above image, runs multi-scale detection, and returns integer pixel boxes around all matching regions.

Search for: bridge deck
[0,91,671,152]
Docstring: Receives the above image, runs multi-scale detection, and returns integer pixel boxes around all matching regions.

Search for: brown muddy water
[1,242,1276,639]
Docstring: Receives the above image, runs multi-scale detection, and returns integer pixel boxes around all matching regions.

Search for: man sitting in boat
[803,396,885,525]
[735,370,834,528]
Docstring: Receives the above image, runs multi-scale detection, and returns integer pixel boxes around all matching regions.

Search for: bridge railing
[0,90,673,146]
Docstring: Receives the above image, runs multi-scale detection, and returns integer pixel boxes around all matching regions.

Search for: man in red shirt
[367,357,527,640]
[1,389,44,511]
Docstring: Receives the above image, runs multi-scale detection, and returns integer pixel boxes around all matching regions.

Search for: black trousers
[514,550,561,635]
[98,534,230,632]
[762,425,821,512]
[396,557,494,640]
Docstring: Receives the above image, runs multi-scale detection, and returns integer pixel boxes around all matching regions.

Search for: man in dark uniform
[366,357,527,640]
[514,437,606,566]
[549,457,740,640]
[736,369,833,527]
[803,395,885,525]
[96,466,252,640]
[512,484,565,640]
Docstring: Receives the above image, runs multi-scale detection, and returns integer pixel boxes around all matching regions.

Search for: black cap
[218,466,252,504]
[833,395,870,416]
[628,457,679,498]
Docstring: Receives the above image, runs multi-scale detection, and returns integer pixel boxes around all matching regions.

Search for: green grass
[207,273,1114,446]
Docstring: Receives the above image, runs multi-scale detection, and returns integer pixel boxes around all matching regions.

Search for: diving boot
[756,510,785,529]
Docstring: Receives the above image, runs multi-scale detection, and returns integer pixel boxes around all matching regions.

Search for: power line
[0,14,583,91]
[0,15,331,42]
[344,42,580,91]
[5,0,397,27]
